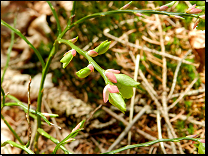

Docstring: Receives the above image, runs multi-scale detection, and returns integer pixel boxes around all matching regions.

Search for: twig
[85,104,103,125]
[156,110,166,154]
[102,106,172,149]
[106,105,148,152]
[168,89,205,99]
[104,28,198,67]
[140,80,184,153]
[90,136,105,153]
[155,12,168,154]
[127,54,140,154]
[167,50,192,101]
[26,76,32,148]
[167,124,177,154]
[168,77,199,111]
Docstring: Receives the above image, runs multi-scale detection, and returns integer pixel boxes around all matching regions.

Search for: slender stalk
[59,9,199,39]
[1,114,24,145]
[47,1,62,35]
[1,140,34,154]
[1,19,45,68]
[37,128,72,154]
[102,137,200,154]
[70,1,76,23]
[26,77,32,148]
[34,43,57,153]
[1,17,16,83]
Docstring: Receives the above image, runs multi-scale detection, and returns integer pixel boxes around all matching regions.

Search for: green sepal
[94,40,111,55]
[76,67,91,78]
[60,52,73,68]
[109,93,126,114]
[114,74,140,88]
[115,82,133,99]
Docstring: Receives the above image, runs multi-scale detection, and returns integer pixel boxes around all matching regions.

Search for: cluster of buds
[103,69,140,113]
[87,40,111,57]
[60,38,140,113]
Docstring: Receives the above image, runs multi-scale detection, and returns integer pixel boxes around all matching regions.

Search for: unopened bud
[94,40,111,55]
[87,50,98,57]
[120,3,130,10]
[69,36,78,43]
[76,64,94,78]
[60,49,76,68]
[134,12,143,17]
[158,5,168,11]
[199,15,205,19]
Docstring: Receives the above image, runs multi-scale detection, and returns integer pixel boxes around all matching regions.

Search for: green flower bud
[94,40,111,55]
[76,64,94,78]
[114,74,140,88]
[60,49,76,68]
[109,93,126,114]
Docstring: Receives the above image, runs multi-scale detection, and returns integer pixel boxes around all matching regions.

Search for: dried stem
[26,77,32,148]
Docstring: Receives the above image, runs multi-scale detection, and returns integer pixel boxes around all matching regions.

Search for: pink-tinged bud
[87,50,98,57]
[134,12,143,17]
[193,18,200,29]
[87,64,94,72]
[188,8,202,14]
[173,15,184,19]
[120,3,130,10]
[199,15,205,19]
[105,71,117,83]
[186,134,198,138]
[103,84,119,103]
[69,36,78,43]
[186,4,202,14]
[186,4,196,13]
[198,139,205,143]
[72,123,81,133]
[158,5,168,11]
[71,49,76,56]
[106,69,120,74]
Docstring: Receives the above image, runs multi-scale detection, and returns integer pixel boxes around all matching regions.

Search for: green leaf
[115,74,140,87]
[115,82,133,99]
[198,142,205,154]
[109,93,126,113]
[76,67,91,78]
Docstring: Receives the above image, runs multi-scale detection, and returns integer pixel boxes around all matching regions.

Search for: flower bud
[109,93,126,113]
[186,4,202,14]
[103,84,119,103]
[158,5,168,11]
[134,12,143,17]
[60,49,76,68]
[87,50,98,57]
[76,64,94,78]
[105,70,118,83]
[120,3,130,10]
[198,139,205,143]
[94,40,111,55]
[69,36,78,43]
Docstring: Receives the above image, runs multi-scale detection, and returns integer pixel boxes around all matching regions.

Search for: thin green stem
[1,17,16,83]
[1,19,45,68]
[70,1,76,23]
[34,42,57,153]
[1,140,34,154]
[57,39,112,84]
[47,1,62,35]
[102,137,200,154]
[1,114,24,145]
[37,128,72,154]
[59,9,199,39]
[1,87,5,109]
